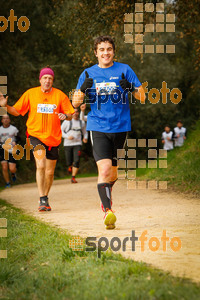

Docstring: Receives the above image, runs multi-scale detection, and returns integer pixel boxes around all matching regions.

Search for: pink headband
[39,68,54,80]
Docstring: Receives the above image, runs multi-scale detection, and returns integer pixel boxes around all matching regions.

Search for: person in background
[61,108,88,183]
[161,125,174,151]
[174,120,186,147]
[0,115,19,187]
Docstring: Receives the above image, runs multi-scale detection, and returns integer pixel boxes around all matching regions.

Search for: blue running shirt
[76,62,141,133]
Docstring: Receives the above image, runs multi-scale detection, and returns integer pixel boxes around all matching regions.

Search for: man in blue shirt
[73,35,145,229]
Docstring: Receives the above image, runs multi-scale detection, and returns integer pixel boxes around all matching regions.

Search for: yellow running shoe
[104,209,116,230]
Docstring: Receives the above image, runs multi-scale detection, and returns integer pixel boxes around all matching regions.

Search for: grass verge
[0,199,199,300]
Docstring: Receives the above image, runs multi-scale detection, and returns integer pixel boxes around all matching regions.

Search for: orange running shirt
[13,87,74,146]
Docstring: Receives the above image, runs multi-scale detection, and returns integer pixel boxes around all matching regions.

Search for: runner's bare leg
[44,159,57,196]
[97,159,112,183]
[1,162,10,183]
[110,166,118,182]
[8,162,17,174]
[72,166,79,177]
[34,150,46,197]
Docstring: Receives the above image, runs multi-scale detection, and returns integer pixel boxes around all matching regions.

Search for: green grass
[0,199,199,300]
[136,120,200,196]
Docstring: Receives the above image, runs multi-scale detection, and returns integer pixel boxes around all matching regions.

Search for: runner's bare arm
[65,114,73,121]
[133,85,146,104]
[0,92,20,116]
[55,112,73,121]
[72,90,85,108]
[6,105,20,116]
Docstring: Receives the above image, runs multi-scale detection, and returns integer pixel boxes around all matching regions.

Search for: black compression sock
[97,183,111,211]
[40,195,48,201]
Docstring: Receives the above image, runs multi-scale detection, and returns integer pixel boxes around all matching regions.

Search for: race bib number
[37,104,56,114]
[96,82,117,95]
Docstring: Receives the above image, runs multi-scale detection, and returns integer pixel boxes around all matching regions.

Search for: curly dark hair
[94,35,115,52]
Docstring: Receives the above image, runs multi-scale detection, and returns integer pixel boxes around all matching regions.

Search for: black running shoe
[38,196,51,211]
[71,177,78,183]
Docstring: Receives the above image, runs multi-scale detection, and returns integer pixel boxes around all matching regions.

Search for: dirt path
[1,177,200,283]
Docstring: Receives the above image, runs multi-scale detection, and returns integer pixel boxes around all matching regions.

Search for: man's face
[177,122,182,128]
[40,75,54,92]
[95,42,114,68]
[165,126,170,133]
[73,109,79,120]
[2,115,10,127]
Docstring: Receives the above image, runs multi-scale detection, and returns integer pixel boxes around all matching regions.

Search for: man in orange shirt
[0,67,74,211]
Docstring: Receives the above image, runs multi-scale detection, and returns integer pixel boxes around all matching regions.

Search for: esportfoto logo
[0,9,30,33]
[69,230,182,258]
[0,218,7,259]
[69,81,182,109]
[124,2,176,54]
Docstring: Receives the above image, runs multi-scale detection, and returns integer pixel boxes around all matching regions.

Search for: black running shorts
[90,131,127,166]
[0,148,16,163]
[29,136,59,160]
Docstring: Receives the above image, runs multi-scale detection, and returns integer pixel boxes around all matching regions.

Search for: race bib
[96,82,117,95]
[37,104,56,114]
